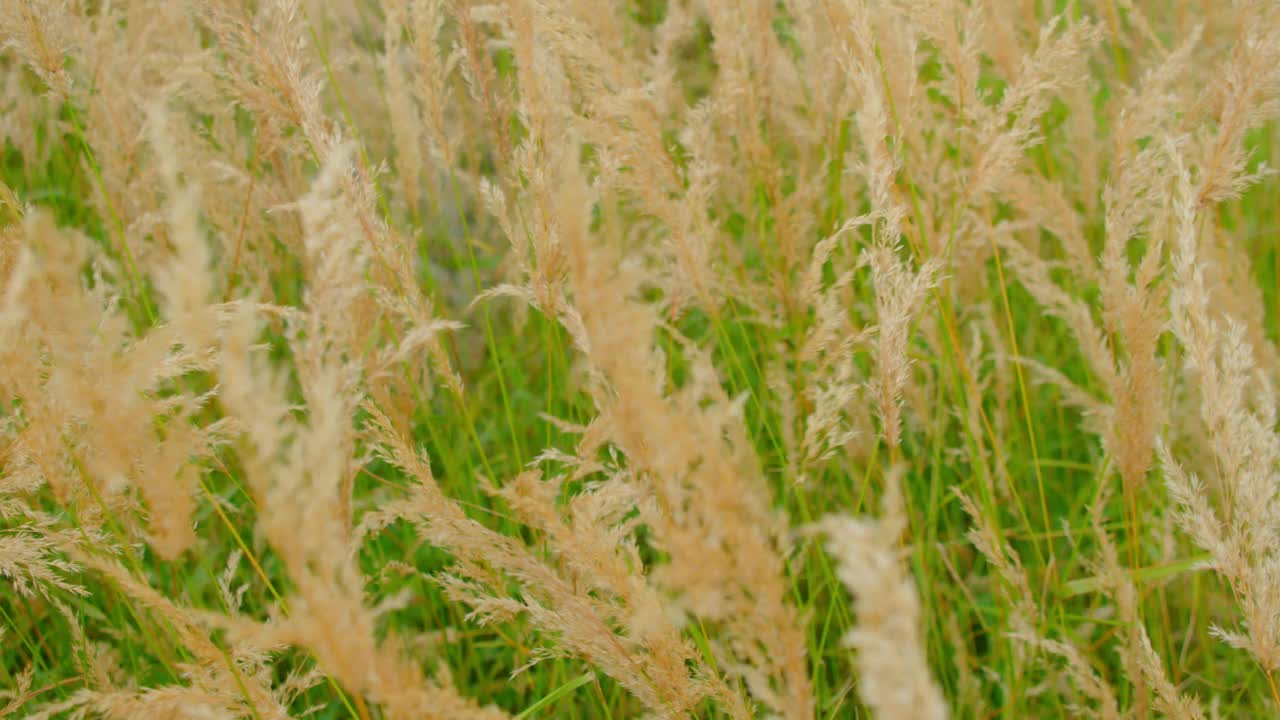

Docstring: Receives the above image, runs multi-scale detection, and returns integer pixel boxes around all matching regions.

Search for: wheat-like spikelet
[818,468,947,720]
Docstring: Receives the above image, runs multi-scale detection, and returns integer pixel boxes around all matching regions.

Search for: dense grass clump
[2,1,1280,718]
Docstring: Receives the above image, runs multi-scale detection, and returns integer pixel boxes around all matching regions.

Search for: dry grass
[2,0,1280,717]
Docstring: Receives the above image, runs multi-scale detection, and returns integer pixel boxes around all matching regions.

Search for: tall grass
[2,0,1280,717]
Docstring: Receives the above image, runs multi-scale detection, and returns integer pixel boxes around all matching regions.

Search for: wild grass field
[2,0,1280,717]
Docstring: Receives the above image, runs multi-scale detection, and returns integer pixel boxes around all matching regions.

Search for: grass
[3,1,1280,718]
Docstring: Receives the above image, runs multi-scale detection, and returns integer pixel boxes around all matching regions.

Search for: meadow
[2,0,1280,717]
